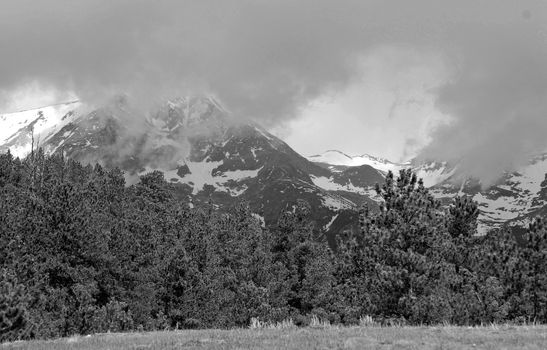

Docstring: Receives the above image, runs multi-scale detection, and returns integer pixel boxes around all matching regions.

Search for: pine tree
[335,169,492,324]
[448,195,479,239]
[519,218,547,322]
[0,269,30,342]
[271,200,334,320]
[371,170,446,319]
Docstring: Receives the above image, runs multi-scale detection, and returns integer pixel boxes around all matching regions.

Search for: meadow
[2,325,546,350]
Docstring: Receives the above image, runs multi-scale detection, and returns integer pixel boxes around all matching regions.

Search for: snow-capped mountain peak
[308,149,406,174]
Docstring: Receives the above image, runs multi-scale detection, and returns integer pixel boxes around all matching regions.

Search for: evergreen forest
[1,150,546,341]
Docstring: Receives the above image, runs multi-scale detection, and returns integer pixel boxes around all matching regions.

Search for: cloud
[0,0,370,119]
[419,16,547,184]
[1,0,546,182]
[274,45,451,162]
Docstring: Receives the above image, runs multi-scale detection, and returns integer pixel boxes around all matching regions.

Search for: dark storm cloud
[0,0,481,119]
[1,0,546,181]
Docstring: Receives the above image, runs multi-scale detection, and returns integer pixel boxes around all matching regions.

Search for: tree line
[0,150,546,341]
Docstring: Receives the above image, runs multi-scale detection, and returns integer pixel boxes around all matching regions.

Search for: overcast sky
[1,1,547,180]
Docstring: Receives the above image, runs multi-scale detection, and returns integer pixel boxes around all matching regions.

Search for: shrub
[90,301,134,333]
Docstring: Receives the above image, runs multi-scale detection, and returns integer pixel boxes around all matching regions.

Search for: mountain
[2,98,546,237]
[0,97,379,244]
[308,150,547,233]
[425,155,547,233]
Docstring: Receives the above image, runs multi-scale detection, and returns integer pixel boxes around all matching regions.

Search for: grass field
[2,325,546,349]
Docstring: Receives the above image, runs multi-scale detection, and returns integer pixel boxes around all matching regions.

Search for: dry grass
[248,317,297,329]
[1,325,546,349]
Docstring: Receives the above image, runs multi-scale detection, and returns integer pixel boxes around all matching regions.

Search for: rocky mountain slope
[2,98,546,237]
[0,98,380,243]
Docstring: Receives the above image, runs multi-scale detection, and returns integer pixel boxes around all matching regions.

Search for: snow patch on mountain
[319,193,354,211]
[310,175,379,200]
[414,162,457,188]
[178,160,222,194]
[0,102,81,157]
[311,175,350,191]
[514,154,547,194]
[308,150,406,174]
[142,160,262,196]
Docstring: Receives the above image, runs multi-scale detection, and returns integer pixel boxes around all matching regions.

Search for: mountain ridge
[1,99,546,236]
[0,98,380,243]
